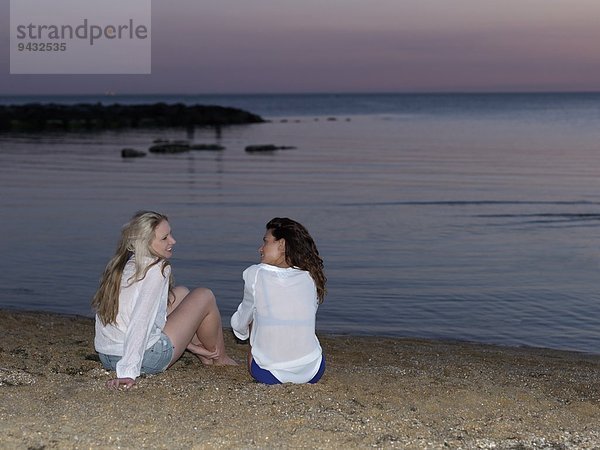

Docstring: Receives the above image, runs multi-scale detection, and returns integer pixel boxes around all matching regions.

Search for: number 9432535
[18,42,67,51]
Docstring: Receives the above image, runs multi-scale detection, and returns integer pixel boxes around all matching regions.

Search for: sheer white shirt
[231,263,322,383]
[94,257,170,380]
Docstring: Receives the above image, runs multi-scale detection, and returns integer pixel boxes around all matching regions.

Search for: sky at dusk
[2,0,600,95]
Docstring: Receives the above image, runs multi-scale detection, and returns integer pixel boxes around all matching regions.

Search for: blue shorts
[251,355,326,385]
[98,333,174,375]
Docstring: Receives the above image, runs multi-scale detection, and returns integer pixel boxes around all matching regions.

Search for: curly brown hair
[266,217,327,303]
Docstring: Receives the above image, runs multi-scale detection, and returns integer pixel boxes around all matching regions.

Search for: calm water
[1,93,600,354]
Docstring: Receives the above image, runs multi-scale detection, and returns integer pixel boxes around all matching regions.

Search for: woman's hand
[106,377,136,390]
[186,342,220,360]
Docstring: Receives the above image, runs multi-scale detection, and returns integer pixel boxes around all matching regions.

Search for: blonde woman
[93,211,236,390]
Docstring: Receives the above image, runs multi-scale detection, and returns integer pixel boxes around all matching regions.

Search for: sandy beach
[1,309,599,449]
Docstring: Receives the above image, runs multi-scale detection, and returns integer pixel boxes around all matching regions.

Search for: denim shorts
[98,333,174,375]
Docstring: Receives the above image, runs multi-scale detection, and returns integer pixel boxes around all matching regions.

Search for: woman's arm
[230,266,259,341]
[115,264,169,380]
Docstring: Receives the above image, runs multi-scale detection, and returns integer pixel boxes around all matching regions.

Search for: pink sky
[2,0,600,94]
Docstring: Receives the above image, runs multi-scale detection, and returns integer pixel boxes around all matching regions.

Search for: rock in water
[149,143,191,153]
[245,144,296,153]
[121,148,146,158]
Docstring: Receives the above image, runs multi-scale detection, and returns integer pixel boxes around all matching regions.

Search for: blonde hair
[92,211,174,325]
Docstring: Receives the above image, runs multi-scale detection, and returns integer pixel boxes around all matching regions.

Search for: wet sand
[1,309,599,449]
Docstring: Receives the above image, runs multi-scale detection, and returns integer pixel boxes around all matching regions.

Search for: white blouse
[231,263,322,383]
[94,257,170,380]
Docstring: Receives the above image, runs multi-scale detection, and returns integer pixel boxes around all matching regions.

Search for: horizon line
[2,89,600,98]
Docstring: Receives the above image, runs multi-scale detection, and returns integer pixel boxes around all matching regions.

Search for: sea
[1,92,600,355]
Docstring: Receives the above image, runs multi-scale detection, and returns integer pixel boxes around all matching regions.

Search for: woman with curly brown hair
[231,217,326,384]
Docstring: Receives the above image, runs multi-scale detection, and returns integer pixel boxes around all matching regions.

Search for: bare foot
[195,355,214,365]
[213,355,238,366]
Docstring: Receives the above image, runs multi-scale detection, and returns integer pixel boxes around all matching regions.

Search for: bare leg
[164,287,237,366]
[168,286,211,360]
[168,286,190,312]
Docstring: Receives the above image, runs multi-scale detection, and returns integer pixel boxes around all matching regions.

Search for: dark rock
[149,142,190,153]
[121,148,146,158]
[245,144,296,153]
[190,143,225,151]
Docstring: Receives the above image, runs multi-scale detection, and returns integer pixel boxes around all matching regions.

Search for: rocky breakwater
[0,103,265,131]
